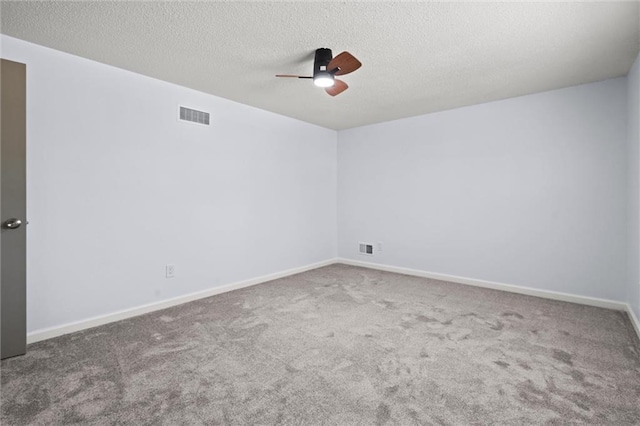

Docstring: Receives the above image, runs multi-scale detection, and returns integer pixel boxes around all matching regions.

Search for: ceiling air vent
[180,106,210,125]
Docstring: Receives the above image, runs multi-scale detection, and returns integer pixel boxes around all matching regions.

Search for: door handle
[3,218,23,229]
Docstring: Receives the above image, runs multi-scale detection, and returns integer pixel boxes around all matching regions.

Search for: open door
[1,59,27,359]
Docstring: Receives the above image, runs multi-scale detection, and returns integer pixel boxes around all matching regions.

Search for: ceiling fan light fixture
[276,48,360,96]
[313,71,335,88]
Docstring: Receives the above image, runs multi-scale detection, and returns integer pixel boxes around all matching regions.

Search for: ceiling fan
[276,48,362,96]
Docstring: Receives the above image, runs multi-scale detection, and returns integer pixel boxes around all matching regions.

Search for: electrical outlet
[165,264,175,278]
[377,241,383,252]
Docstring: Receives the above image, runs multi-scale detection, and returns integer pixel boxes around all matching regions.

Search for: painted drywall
[628,53,640,320]
[338,79,628,301]
[1,35,337,333]
[0,33,633,335]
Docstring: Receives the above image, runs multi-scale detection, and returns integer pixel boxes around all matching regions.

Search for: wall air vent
[359,243,374,255]
[179,106,210,125]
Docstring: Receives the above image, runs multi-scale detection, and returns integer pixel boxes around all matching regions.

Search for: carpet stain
[494,361,510,368]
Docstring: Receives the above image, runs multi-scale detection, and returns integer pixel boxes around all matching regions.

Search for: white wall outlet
[165,264,175,278]
[377,241,383,252]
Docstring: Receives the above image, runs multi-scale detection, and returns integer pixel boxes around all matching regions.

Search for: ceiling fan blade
[325,79,348,97]
[327,52,362,76]
[275,74,313,79]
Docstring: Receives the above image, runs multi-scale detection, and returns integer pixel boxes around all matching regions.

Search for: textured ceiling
[1,1,639,130]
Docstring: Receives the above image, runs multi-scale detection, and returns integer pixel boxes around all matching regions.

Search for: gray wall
[2,36,338,333]
[3,34,635,333]
[628,53,640,320]
[338,78,628,301]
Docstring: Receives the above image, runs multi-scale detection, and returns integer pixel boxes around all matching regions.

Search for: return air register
[359,243,374,255]
[179,106,210,125]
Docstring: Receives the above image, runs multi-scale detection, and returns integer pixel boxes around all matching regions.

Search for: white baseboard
[27,258,337,344]
[338,258,640,341]
[626,305,640,342]
[28,257,640,344]
[337,258,628,311]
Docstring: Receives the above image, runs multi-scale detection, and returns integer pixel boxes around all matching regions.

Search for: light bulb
[313,71,335,88]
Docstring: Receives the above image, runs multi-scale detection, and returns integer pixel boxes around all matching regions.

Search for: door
[1,59,27,359]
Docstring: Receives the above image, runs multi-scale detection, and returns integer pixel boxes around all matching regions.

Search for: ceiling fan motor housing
[314,48,333,76]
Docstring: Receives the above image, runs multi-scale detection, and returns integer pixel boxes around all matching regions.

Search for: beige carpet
[2,264,640,425]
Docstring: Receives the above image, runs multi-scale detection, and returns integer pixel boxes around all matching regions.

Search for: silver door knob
[3,218,22,229]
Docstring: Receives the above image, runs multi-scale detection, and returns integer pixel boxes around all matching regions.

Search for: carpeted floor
[2,264,640,425]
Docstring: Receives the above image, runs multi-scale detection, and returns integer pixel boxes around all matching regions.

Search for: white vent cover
[359,243,374,255]
[180,106,210,125]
